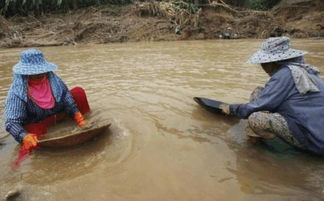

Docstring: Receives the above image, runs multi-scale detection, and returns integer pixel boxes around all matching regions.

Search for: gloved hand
[22,133,38,150]
[74,112,85,127]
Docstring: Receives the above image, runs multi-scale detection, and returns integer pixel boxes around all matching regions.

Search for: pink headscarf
[27,75,55,109]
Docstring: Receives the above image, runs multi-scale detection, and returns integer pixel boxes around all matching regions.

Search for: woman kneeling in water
[221,37,324,155]
[5,49,90,152]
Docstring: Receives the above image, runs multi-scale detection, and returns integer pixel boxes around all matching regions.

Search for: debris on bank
[0,0,323,48]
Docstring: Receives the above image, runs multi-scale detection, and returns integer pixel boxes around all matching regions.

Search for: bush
[223,0,281,10]
[0,0,281,17]
[0,0,133,17]
[246,0,281,10]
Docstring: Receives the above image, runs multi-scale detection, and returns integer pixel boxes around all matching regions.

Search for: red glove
[74,112,85,127]
[22,133,38,150]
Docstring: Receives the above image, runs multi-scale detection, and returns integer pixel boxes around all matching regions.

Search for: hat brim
[13,62,57,75]
[247,48,307,64]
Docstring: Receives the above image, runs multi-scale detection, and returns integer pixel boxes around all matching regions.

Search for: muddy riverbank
[0,0,323,48]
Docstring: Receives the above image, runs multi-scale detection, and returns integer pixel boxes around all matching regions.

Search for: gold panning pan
[38,121,111,148]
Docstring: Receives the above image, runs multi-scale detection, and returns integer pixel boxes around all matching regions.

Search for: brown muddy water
[0,40,324,201]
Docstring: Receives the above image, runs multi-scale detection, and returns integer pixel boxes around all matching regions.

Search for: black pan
[193,97,228,115]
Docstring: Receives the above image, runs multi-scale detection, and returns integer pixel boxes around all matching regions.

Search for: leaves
[224,0,281,10]
[57,0,62,6]
[1,0,133,16]
[247,0,281,10]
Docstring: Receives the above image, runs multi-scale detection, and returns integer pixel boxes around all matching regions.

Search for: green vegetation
[0,0,133,17]
[171,0,281,10]
[0,0,281,17]
[171,1,200,13]
[246,0,281,10]
[225,0,281,10]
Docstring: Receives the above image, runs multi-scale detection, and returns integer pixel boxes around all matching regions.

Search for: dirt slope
[0,0,322,48]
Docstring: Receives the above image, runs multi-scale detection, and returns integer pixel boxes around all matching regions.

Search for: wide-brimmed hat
[13,48,57,75]
[247,36,308,64]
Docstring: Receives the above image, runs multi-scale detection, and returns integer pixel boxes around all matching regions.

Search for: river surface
[0,39,324,201]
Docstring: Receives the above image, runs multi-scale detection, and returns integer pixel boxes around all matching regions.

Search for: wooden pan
[38,123,111,148]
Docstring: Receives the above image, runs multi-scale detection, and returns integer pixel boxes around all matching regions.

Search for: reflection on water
[0,40,324,201]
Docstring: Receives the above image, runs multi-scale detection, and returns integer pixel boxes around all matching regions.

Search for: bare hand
[219,104,230,115]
